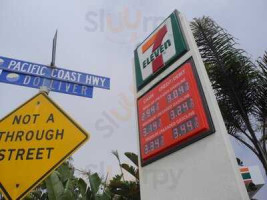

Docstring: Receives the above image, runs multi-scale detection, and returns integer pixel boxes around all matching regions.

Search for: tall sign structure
[134,10,249,199]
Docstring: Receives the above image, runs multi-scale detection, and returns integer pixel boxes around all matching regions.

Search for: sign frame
[0,56,110,90]
[137,58,215,166]
[134,10,188,91]
[0,92,89,200]
[0,70,94,98]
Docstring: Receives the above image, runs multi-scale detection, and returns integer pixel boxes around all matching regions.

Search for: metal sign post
[40,30,58,94]
[0,31,110,199]
[0,32,110,98]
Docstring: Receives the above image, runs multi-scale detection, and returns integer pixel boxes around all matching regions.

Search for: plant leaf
[88,172,102,196]
[124,152,138,166]
[45,171,64,200]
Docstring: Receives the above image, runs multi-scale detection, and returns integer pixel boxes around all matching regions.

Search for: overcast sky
[0,0,266,199]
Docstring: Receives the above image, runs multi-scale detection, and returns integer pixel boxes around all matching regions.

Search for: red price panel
[137,60,214,166]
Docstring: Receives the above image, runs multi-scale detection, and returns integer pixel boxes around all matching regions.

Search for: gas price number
[141,102,159,121]
[166,81,189,104]
[143,118,161,136]
[169,98,194,121]
[144,135,164,155]
[172,116,199,138]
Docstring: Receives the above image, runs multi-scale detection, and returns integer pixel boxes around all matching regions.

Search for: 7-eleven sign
[134,11,188,91]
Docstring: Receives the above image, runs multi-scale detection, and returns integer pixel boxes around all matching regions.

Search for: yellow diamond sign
[0,93,89,200]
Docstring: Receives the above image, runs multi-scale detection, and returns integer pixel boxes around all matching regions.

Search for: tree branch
[230,134,259,157]
[263,118,267,153]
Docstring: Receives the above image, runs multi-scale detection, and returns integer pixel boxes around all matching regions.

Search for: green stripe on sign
[241,172,251,180]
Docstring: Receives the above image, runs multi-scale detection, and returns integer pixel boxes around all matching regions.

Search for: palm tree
[190,17,267,174]
[256,52,267,149]
[109,152,140,200]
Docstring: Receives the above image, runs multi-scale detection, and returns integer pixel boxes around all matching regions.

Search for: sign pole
[51,30,57,68]
[39,30,58,95]
[0,30,93,200]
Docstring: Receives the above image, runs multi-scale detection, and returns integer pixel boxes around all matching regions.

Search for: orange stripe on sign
[142,33,157,53]
[240,167,249,173]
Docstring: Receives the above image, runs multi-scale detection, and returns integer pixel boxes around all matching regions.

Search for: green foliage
[124,153,138,167]
[112,150,125,182]
[246,182,258,193]
[123,152,139,180]
[77,178,87,198]
[256,52,267,130]
[24,181,48,200]
[88,172,102,196]
[45,171,66,200]
[108,152,140,200]
[121,164,138,180]
[191,16,257,134]
[109,180,140,200]
[43,160,81,200]
[191,16,267,174]
[85,172,111,200]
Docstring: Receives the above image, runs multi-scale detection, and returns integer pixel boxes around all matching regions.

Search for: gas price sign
[137,59,214,166]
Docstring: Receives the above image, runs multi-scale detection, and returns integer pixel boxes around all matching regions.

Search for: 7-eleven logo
[142,25,168,73]
[137,17,176,80]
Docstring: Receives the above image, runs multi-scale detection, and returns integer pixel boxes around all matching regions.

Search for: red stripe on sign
[244,179,252,185]
[152,56,164,73]
[152,25,167,73]
[240,167,249,173]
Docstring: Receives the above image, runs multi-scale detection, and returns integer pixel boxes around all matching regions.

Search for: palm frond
[124,152,138,166]
[191,16,258,135]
